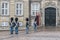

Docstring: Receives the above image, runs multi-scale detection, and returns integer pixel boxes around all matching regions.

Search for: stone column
[23,0,29,27]
[10,0,15,18]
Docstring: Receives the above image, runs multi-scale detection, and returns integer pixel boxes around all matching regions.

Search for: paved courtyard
[0,30,60,40]
[0,27,60,40]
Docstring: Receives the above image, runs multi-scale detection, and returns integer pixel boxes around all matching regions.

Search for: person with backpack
[9,17,15,34]
[15,17,19,34]
[26,18,29,34]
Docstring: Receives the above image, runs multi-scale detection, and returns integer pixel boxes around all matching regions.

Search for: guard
[26,18,29,34]
[15,17,19,34]
[9,17,15,34]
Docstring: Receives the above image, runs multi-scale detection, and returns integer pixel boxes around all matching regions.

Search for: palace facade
[0,0,60,30]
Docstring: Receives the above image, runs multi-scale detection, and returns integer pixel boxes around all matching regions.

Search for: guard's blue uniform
[26,21,29,34]
[15,22,19,34]
[10,22,15,34]
[34,21,37,32]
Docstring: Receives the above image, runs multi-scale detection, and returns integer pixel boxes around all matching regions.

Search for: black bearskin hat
[15,17,18,22]
[26,18,29,21]
[10,17,14,22]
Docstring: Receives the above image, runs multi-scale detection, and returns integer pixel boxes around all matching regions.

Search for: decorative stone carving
[45,1,56,7]
[58,0,60,1]
[15,0,23,2]
[1,0,10,1]
[30,0,42,2]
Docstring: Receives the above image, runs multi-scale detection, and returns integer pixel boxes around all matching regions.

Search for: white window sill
[15,15,24,17]
[0,15,10,17]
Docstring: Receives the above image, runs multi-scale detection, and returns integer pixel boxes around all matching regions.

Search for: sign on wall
[19,22,23,27]
[1,22,9,26]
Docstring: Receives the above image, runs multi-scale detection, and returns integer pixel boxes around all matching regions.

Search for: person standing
[26,18,29,34]
[33,18,37,32]
[9,17,15,34]
[15,17,19,34]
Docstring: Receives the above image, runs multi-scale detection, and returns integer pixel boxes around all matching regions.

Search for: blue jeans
[34,24,37,32]
[15,27,18,34]
[10,27,14,34]
[26,25,29,34]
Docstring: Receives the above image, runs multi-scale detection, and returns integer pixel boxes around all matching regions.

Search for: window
[31,3,40,16]
[15,2,23,16]
[1,1,9,16]
[1,22,9,26]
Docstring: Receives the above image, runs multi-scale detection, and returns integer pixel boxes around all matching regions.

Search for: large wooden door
[45,7,56,26]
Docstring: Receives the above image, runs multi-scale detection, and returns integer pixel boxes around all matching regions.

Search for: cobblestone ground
[0,30,60,40]
[0,27,60,40]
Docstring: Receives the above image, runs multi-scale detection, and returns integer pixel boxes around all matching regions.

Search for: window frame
[31,2,40,16]
[1,1,9,16]
[15,2,23,16]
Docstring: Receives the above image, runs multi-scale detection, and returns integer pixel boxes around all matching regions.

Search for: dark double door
[45,7,56,26]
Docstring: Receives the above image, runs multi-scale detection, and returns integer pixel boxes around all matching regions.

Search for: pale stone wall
[10,0,15,17]
[0,0,29,30]
[23,0,29,27]
[0,0,60,30]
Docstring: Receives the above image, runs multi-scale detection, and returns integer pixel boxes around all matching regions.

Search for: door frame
[41,1,58,27]
[45,7,56,26]
[43,7,58,27]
